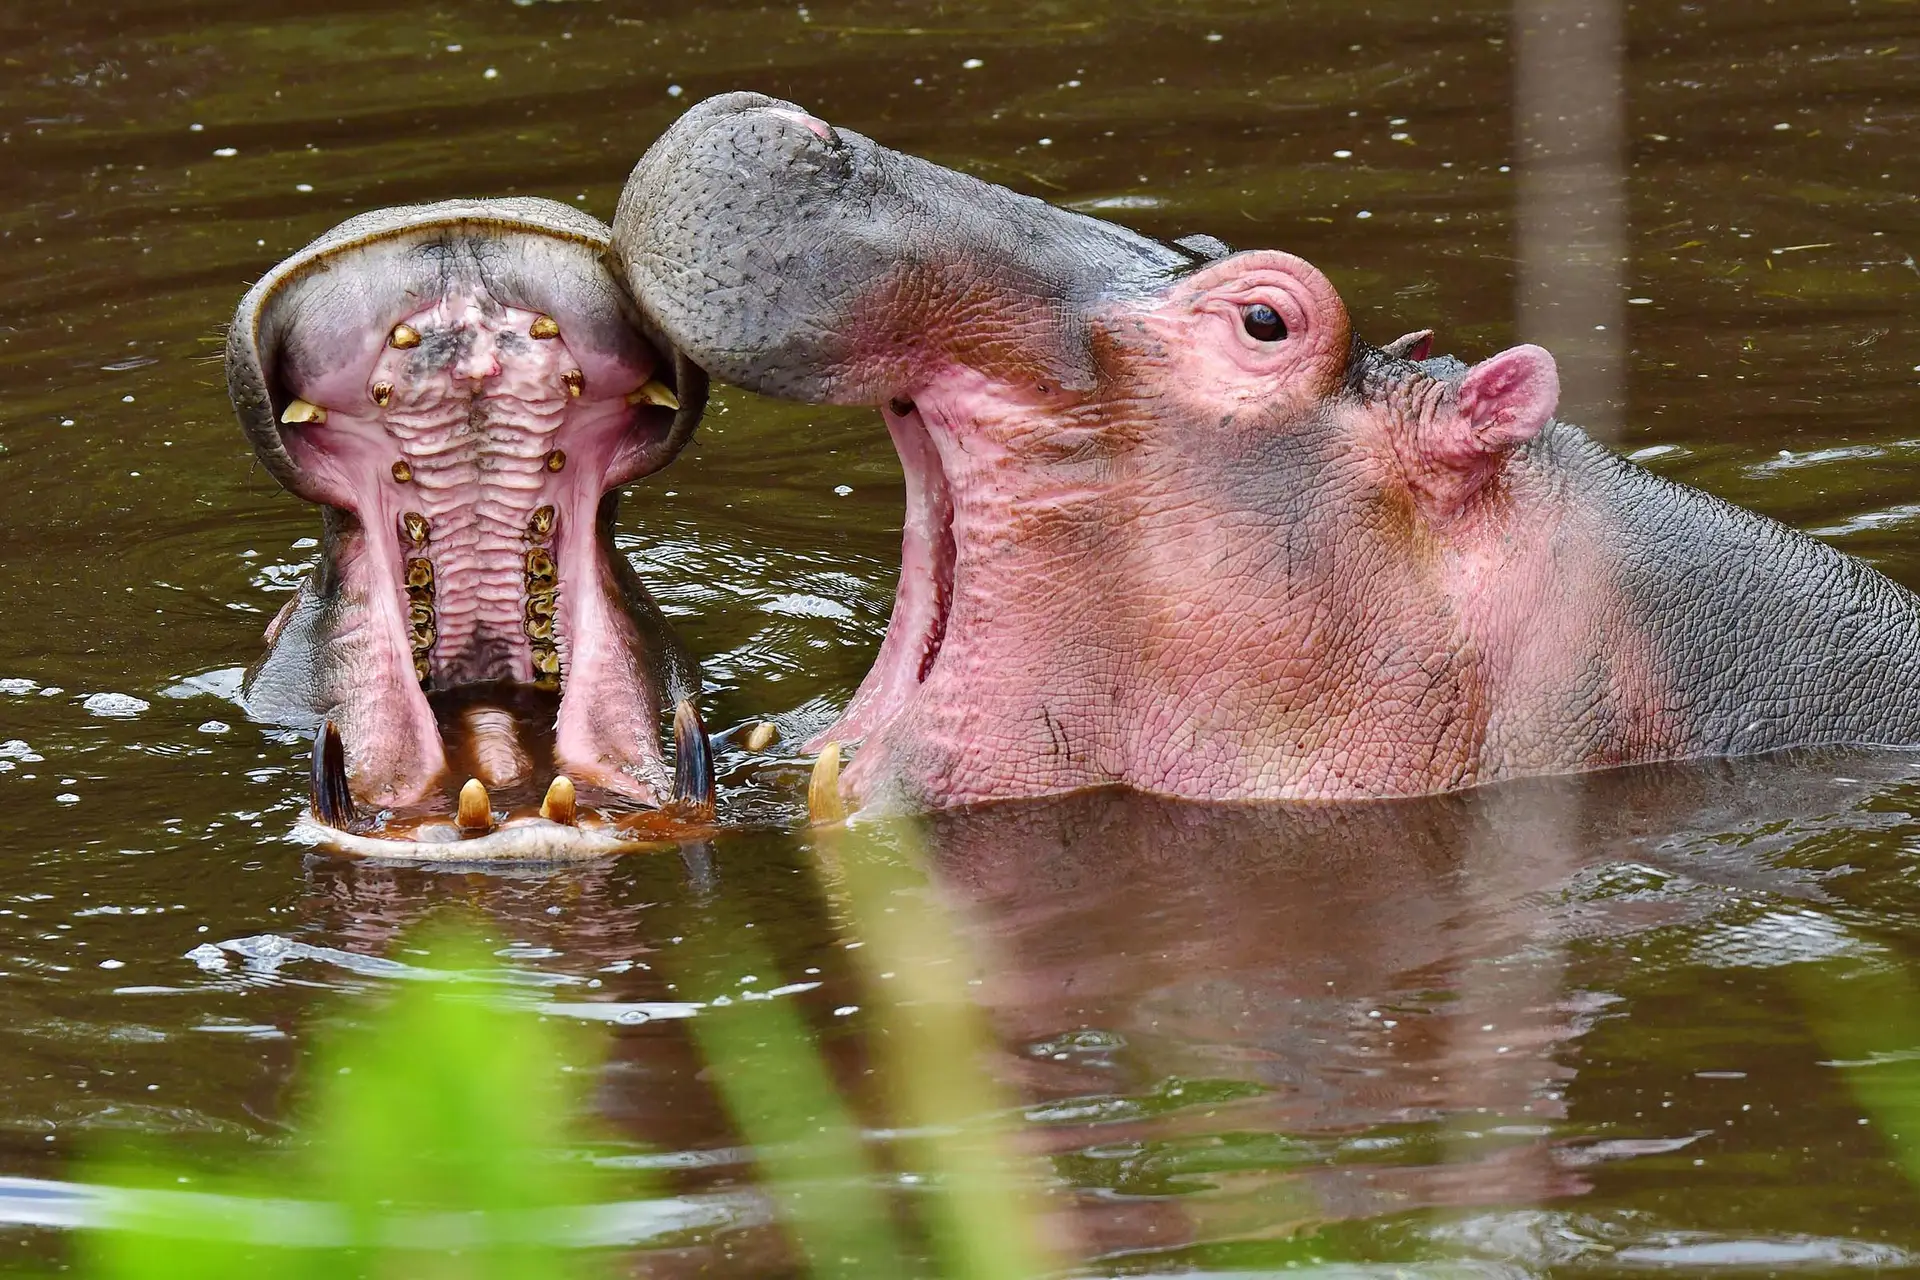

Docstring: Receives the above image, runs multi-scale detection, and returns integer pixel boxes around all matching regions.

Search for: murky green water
[2,0,1919,1272]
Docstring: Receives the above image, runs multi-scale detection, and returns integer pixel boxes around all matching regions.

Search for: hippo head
[613,95,1570,812]
[227,198,715,856]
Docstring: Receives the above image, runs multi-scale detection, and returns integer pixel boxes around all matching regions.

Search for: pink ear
[1456,344,1559,452]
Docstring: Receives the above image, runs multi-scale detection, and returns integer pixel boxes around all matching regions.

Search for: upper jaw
[227,198,715,856]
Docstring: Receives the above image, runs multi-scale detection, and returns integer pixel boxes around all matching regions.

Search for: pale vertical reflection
[1514,0,1626,443]
[1431,2,1627,1217]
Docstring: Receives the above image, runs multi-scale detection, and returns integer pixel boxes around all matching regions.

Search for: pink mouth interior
[814,400,957,749]
[277,292,680,811]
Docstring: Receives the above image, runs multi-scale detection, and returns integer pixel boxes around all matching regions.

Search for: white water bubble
[834,484,853,496]
[184,943,228,972]
[482,67,498,80]
[294,183,313,193]
[1356,210,1373,219]
[197,721,230,735]
[666,83,683,98]
[83,692,150,719]
[99,960,124,969]
[212,147,237,158]
[0,741,43,763]
[55,793,79,804]
[1333,149,1353,158]
[189,123,204,132]
[0,679,35,696]
[962,57,984,69]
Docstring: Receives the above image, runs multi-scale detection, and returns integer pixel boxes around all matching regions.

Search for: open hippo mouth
[228,198,716,857]
[610,94,1198,811]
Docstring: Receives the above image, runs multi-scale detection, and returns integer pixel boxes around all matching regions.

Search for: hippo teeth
[808,742,847,825]
[456,778,494,832]
[311,720,357,831]
[540,775,578,825]
[670,699,716,818]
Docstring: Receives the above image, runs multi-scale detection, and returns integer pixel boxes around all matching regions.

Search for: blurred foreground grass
[73,822,1056,1279]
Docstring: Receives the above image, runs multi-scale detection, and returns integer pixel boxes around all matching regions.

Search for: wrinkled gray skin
[610,93,1920,809]
[229,198,705,821]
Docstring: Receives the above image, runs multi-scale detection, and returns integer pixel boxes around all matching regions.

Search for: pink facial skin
[820,251,1684,810]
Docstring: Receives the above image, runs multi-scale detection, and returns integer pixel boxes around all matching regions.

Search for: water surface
[1,0,1918,1272]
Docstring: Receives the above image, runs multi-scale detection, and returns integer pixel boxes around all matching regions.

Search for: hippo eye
[1241,304,1287,342]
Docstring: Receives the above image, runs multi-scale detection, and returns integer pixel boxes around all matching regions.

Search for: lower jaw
[295,534,708,854]
[811,403,958,808]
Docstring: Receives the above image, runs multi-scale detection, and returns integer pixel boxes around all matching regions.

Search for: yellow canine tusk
[539,775,577,826]
[456,778,494,832]
[807,742,847,826]
[279,398,327,425]
[626,379,679,411]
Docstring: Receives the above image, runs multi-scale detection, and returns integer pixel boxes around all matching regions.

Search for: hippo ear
[1455,344,1558,453]
[1403,344,1559,520]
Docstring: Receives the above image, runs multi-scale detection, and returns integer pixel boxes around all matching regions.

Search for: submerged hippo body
[612,93,1920,811]
[227,198,716,855]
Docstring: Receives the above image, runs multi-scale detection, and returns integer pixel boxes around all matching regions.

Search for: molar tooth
[456,778,494,833]
[528,505,555,540]
[562,370,584,398]
[525,591,556,621]
[371,381,393,408]
[280,399,326,425]
[627,380,679,411]
[400,511,430,547]
[413,655,430,685]
[406,558,435,591]
[389,323,421,349]
[808,742,847,825]
[743,721,779,752]
[530,643,561,689]
[540,775,577,825]
[525,547,556,585]
[529,315,561,340]
[545,449,566,473]
[392,459,413,484]
[525,612,552,642]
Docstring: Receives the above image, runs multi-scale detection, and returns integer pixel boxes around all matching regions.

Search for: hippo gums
[226,198,717,856]
[612,92,1920,813]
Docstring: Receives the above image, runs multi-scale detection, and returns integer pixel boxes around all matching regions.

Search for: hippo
[226,198,717,857]
[610,92,1920,814]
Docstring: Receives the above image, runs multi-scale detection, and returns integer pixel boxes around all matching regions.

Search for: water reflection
[2,0,1918,1270]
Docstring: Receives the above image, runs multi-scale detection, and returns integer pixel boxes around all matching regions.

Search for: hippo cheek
[227,199,717,855]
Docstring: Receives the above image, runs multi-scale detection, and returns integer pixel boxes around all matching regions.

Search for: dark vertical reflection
[1515,0,1626,443]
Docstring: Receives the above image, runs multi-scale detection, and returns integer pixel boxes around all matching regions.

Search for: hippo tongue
[227,199,706,819]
